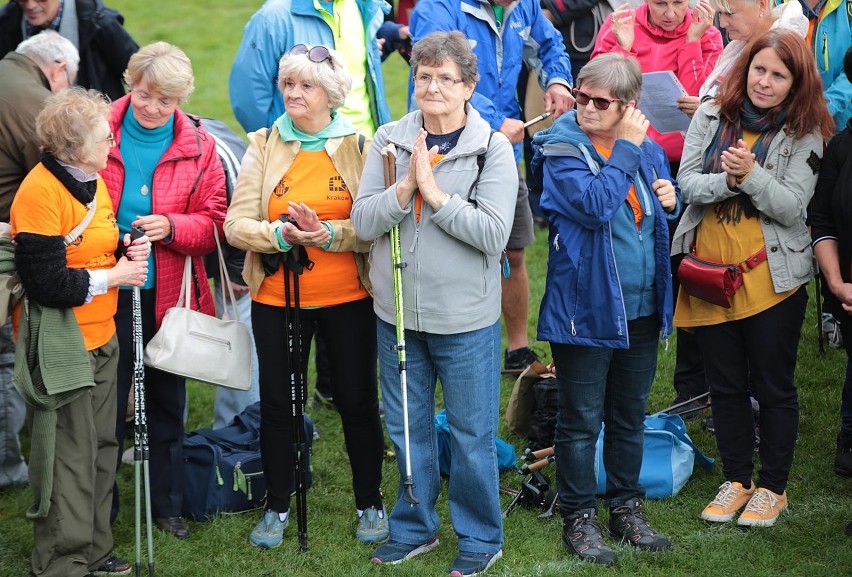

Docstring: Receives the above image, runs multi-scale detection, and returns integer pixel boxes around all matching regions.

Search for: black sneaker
[835,432,852,477]
[502,347,538,375]
[562,508,617,566]
[608,499,671,552]
[92,556,131,576]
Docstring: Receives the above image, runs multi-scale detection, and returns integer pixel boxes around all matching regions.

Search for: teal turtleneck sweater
[117,112,174,289]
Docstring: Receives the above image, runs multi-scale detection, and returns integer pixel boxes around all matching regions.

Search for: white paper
[639,71,692,134]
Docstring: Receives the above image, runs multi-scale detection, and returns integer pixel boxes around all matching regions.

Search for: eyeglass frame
[288,44,334,68]
[102,133,115,148]
[413,72,465,90]
[572,88,622,111]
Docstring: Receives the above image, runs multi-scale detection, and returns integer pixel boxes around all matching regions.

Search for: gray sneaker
[356,506,389,544]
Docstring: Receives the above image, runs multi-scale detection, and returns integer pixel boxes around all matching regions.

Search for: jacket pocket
[783,230,814,281]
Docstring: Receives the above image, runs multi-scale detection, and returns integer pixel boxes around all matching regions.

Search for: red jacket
[102,95,227,328]
[592,4,723,162]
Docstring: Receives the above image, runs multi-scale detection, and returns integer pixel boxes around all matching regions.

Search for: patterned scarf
[702,99,787,224]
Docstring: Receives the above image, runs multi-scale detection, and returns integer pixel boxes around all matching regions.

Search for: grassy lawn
[1,1,851,575]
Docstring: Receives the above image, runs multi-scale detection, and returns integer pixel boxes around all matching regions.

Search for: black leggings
[252,297,383,512]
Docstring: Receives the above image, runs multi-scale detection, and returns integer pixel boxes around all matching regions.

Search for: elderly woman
[12,88,149,577]
[592,0,723,168]
[531,52,680,566]
[811,48,852,483]
[352,31,517,576]
[224,44,386,549]
[102,42,227,539]
[673,30,834,527]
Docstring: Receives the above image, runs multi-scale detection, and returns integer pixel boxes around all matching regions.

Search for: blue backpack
[182,402,313,521]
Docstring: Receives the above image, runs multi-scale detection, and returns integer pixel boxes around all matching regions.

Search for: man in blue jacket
[410,0,574,374]
[777,0,852,126]
[228,0,392,136]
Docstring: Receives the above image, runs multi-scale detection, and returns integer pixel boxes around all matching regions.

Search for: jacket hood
[635,3,693,39]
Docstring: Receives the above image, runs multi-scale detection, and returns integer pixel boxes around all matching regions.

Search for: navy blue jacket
[532,111,679,348]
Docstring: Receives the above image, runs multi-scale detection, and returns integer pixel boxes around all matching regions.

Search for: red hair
[716,29,834,139]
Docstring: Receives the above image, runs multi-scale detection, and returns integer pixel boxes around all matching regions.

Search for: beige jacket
[224,126,372,296]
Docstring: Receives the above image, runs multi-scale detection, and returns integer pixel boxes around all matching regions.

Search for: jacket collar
[109,94,203,162]
[387,102,493,159]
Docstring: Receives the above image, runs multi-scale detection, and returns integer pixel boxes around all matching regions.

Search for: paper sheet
[640,71,692,134]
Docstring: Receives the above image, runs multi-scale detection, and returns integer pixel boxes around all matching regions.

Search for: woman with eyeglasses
[531,52,680,566]
[101,41,227,540]
[673,30,833,528]
[11,87,150,577]
[352,31,517,576]
[225,44,386,549]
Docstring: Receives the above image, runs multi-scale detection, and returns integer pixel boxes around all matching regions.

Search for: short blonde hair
[124,42,195,103]
[36,87,111,164]
[277,45,352,110]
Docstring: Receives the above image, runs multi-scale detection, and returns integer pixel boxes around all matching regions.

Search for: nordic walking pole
[282,235,311,551]
[130,226,155,577]
[382,144,418,505]
[523,111,551,129]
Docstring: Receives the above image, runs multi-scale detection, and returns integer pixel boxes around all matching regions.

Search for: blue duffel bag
[594,413,714,499]
[182,402,313,521]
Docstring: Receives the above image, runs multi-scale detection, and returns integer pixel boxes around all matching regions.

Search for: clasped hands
[721,139,756,189]
[396,129,447,210]
[279,201,330,248]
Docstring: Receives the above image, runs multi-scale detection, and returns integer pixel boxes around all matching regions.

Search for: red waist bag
[678,247,767,308]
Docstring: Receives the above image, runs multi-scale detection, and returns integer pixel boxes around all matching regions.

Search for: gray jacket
[672,102,820,293]
[352,105,517,334]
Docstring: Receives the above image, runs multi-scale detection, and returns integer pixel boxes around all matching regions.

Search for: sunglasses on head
[289,44,333,67]
[572,88,621,111]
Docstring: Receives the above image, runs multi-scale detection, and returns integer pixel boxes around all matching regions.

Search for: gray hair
[576,53,642,104]
[277,46,352,110]
[36,87,111,165]
[16,30,80,78]
[410,31,479,85]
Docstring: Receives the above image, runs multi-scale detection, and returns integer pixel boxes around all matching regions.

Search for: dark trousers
[838,320,852,435]
[552,315,660,514]
[695,287,807,494]
[112,289,186,520]
[252,297,383,513]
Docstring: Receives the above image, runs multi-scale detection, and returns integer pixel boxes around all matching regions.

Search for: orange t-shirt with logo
[254,150,368,308]
[11,163,119,350]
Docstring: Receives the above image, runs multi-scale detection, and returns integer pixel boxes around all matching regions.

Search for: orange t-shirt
[255,150,368,308]
[11,163,119,350]
[593,143,642,229]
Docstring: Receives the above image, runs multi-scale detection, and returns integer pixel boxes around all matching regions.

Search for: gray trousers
[31,335,119,577]
[0,321,27,488]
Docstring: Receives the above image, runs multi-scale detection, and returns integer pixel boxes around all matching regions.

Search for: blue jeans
[551,315,660,514]
[0,321,27,488]
[377,318,503,555]
[212,282,260,429]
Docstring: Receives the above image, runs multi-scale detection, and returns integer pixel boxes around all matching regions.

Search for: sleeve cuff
[320,221,334,250]
[273,222,293,252]
[87,269,109,303]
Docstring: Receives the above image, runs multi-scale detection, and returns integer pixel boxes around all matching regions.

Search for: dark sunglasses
[572,88,621,111]
[289,44,333,68]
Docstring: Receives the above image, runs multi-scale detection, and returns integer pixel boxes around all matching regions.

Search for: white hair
[15,30,80,77]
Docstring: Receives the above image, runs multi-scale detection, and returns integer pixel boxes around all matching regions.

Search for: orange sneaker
[701,481,755,522]
[737,488,788,527]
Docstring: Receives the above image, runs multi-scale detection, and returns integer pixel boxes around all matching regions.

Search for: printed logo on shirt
[86,254,113,269]
[328,176,347,192]
[274,176,291,198]
[69,234,83,247]
[108,212,117,228]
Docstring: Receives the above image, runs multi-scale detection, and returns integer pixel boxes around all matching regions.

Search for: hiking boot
[701,481,755,522]
[835,432,852,477]
[670,395,710,422]
[92,556,131,576]
[371,538,439,565]
[356,507,389,544]
[448,550,503,577]
[737,488,788,527]
[562,508,617,566]
[309,390,336,410]
[153,516,189,540]
[249,509,288,548]
[503,347,538,375]
[608,499,671,551]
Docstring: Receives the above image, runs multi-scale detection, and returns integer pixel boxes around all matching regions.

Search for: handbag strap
[737,246,767,273]
[213,226,240,321]
[63,201,96,246]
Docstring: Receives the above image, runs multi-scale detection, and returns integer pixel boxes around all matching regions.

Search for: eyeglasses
[289,44,334,68]
[102,133,115,147]
[413,73,464,90]
[573,88,621,110]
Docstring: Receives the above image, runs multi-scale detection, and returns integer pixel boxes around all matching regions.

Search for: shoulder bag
[144,226,253,390]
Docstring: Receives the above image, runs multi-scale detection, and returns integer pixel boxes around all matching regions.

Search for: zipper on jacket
[607,223,630,346]
[822,31,828,71]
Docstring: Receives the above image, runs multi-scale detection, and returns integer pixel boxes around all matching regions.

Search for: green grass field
[0,1,851,575]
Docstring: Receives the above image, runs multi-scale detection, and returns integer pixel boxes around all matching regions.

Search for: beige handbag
[143,227,253,390]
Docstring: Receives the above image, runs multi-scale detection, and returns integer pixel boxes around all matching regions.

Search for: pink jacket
[102,96,227,328]
[592,3,723,162]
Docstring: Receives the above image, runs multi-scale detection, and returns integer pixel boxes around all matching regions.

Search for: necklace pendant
[141,184,149,196]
